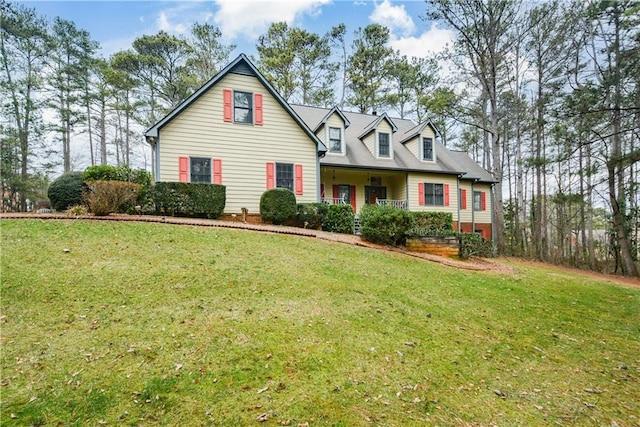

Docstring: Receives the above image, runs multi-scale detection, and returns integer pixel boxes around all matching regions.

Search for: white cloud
[389,22,454,58]
[157,11,188,34]
[369,0,415,37]
[213,0,332,40]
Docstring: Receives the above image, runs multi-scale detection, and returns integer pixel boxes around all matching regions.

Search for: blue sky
[19,0,454,60]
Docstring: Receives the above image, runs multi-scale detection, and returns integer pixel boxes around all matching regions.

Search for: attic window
[234,91,253,123]
[422,137,433,161]
[329,127,342,153]
[378,132,390,157]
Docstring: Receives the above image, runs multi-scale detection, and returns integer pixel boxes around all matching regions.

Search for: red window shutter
[254,93,263,125]
[350,185,356,211]
[178,156,189,182]
[444,184,450,206]
[333,185,339,199]
[295,164,303,195]
[266,162,275,189]
[223,89,232,122]
[213,158,222,184]
[320,184,325,198]
[418,183,424,206]
[461,189,467,210]
[481,191,487,211]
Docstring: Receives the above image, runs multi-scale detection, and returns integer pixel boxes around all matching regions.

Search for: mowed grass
[1,220,638,426]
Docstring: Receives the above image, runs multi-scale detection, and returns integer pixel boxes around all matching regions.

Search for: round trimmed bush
[360,204,412,246]
[47,172,85,211]
[260,188,297,225]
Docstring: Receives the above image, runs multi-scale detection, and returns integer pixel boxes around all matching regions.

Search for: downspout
[456,175,462,233]
[471,180,476,233]
[155,138,160,182]
[491,182,496,243]
[405,173,410,210]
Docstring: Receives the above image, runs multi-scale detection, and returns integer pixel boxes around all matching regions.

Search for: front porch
[320,167,408,214]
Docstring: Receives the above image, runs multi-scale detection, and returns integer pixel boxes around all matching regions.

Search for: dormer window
[422,137,433,161]
[329,127,342,153]
[378,132,390,157]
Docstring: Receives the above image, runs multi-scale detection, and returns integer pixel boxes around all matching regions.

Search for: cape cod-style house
[145,54,496,238]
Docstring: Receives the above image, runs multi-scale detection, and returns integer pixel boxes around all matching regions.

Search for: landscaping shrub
[84,165,153,213]
[409,211,454,236]
[260,188,297,225]
[296,203,328,229]
[84,181,142,216]
[154,182,226,218]
[65,204,88,216]
[47,172,85,211]
[360,204,412,246]
[460,233,495,259]
[323,204,354,234]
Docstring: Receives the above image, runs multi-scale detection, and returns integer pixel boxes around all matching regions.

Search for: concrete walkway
[0,213,502,272]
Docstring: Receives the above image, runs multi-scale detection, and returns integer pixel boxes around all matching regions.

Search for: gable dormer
[359,113,398,160]
[313,106,350,156]
[400,120,439,163]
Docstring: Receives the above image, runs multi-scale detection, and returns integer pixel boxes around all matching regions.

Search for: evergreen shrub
[296,203,328,229]
[154,182,226,218]
[47,172,85,211]
[408,212,454,236]
[260,188,297,225]
[360,204,412,246]
[324,204,354,234]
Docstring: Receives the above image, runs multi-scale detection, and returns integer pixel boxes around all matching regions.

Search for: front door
[365,186,387,205]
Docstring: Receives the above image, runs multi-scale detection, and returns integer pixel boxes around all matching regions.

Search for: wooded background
[1,0,638,275]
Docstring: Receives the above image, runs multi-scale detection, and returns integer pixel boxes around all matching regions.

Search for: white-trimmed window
[190,157,211,183]
[378,132,390,157]
[329,127,342,153]
[234,91,253,123]
[276,163,294,192]
[422,137,433,161]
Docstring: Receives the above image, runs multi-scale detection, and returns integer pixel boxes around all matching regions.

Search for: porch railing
[321,197,347,205]
[376,199,408,210]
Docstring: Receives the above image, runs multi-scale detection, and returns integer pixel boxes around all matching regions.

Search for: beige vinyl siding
[459,182,473,222]
[362,132,375,157]
[473,183,492,223]
[407,172,458,215]
[157,72,318,213]
[321,113,347,156]
[405,136,419,160]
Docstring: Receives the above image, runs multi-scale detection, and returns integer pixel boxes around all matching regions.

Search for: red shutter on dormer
[350,185,356,211]
[444,184,450,207]
[179,156,189,182]
[223,89,232,122]
[213,158,222,184]
[266,162,275,189]
[418,183,424,206]
[481,191,487,211]
[461,189,467,210]
[295,164,303,195]
[254,93,263,125]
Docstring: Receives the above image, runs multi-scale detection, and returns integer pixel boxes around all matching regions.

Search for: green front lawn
[1,220,638,426]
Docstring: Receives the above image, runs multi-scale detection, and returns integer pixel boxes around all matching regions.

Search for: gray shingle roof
[292,104,495,182]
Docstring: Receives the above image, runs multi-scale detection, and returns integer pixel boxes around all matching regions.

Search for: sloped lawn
[1,219,638,426]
